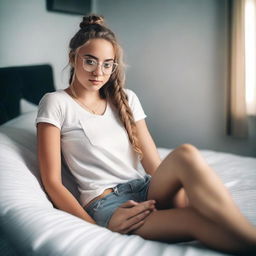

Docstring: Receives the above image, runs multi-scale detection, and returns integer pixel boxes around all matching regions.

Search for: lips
[89,79,103,85]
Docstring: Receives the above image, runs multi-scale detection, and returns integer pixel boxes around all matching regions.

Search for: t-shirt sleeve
[125,89,147,122]
[35,93,64,129]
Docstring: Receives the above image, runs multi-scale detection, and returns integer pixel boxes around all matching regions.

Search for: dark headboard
[0,64,55,124]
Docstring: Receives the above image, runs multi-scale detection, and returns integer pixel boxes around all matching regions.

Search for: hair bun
[80,14,105,29]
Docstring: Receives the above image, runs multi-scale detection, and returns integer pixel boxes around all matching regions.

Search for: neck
[70,81,102,104]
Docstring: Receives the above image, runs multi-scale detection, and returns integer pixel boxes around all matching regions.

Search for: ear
[69,51,75,67]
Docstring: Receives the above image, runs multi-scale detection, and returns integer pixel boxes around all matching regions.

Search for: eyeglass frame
[77,54,118,75]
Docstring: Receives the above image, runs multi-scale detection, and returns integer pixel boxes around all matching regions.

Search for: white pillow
[20,98,38,114]
[0,111,80,200]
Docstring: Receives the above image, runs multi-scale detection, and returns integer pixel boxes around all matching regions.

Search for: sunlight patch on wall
[245,0,256,115]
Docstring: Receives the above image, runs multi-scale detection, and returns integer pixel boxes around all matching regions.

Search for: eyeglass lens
[82,58,117,74]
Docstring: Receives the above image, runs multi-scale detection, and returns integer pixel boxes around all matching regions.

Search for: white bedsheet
[0,111,255,256]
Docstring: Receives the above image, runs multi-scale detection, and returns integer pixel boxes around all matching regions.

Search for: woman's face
[72,38,115,93]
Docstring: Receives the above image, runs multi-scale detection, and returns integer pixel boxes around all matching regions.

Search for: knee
[175,144,198,157]
[171,144,200,165]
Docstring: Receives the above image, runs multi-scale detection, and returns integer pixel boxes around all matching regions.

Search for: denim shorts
[84,174,151,228]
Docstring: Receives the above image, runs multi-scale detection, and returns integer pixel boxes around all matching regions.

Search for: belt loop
[113,186,119,195]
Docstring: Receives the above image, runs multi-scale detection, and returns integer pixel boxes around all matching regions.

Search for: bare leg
[132,207,255,254]
[138,144,256,252]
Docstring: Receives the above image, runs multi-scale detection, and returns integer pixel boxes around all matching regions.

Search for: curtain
[245,0,256,115]
[227,0,248,138]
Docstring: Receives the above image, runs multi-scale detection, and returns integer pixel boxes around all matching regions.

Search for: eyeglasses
[78,55,118,75]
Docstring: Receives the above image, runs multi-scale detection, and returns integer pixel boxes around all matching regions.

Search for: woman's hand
[107,200,156,234]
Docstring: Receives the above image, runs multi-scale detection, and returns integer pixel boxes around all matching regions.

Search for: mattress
[0,111,255,256]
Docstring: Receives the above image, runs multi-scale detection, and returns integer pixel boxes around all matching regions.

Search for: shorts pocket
[127,176,151,200]
[128,178,147,193]
[92,198,105,212]
[92,196,117,227]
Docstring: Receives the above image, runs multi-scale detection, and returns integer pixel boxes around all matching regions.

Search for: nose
[93,63,103,76]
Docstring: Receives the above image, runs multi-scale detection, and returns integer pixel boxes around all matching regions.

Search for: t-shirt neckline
[60,89,109,117]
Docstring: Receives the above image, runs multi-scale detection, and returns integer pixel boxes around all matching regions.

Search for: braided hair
[68,14,143,160]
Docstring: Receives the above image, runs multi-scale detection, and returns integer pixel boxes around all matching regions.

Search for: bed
[0,65,256,256]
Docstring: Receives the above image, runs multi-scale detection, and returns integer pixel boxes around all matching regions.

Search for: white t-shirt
[35,88,147,208]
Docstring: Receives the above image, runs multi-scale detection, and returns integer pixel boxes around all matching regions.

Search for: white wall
[96,0,256,157]
[1,0,255,156]
[0,0,82,89]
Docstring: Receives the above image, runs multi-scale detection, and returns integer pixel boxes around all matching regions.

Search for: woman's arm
[136,119,189,208]
[37,122,96,223]
[135,119,161,175]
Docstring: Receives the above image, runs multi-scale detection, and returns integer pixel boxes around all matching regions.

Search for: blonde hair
[68,14,143,160]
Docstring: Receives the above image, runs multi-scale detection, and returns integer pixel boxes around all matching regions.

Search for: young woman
[36,14,256,254]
